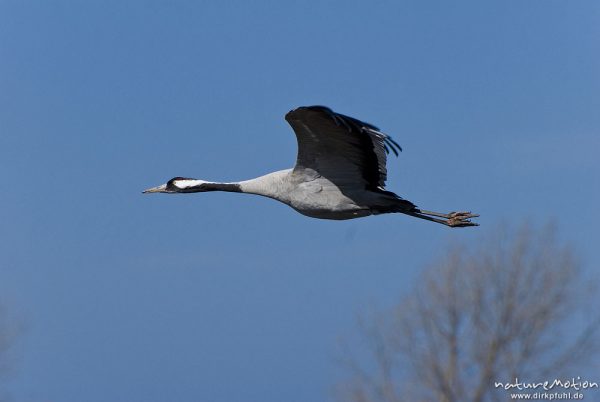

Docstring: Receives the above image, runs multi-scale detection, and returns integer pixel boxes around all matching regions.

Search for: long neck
[201,182,242,192]
[179,170,291,199]
[173,179,242,193]
[237,170,291,200]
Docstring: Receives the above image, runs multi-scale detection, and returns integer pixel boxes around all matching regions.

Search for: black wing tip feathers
[384,137,402,155]
[285,105,333,122]
[285,105,402,156]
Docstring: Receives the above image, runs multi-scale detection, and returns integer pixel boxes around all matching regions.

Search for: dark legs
[406,209,479,227]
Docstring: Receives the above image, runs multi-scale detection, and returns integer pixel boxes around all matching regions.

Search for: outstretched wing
[285,105,401,191]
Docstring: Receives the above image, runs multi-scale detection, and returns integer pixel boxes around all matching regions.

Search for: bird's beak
[142,184,167,194]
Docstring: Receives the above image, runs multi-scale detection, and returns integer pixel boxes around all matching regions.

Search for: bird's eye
[167,177,186,186]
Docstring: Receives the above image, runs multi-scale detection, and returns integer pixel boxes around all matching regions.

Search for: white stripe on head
[173,179,208,189]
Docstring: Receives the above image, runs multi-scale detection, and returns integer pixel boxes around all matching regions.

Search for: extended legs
[406,209,479,227]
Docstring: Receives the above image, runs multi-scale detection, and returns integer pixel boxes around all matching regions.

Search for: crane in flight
[144,106,478,227]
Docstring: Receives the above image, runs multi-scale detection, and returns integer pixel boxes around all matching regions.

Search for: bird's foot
[447,211,479,227]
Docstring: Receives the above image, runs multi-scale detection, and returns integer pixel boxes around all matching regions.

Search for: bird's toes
[448,218,479,228]
[449,211,479,219]
[447,211,480,227]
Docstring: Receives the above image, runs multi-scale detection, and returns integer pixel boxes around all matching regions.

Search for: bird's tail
[371,194,417,215]
[392,198,418,213]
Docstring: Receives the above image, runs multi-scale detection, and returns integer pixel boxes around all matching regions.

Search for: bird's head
[143,177,209,194]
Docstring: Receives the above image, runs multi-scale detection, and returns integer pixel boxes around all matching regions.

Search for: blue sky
[1,1,599,401]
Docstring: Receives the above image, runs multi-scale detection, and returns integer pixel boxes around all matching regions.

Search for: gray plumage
[144,106,478,227]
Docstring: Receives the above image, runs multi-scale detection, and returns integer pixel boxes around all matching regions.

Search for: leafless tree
[338,224,600,402]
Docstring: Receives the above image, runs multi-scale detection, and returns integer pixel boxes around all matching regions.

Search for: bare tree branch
[339,224,600,402]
